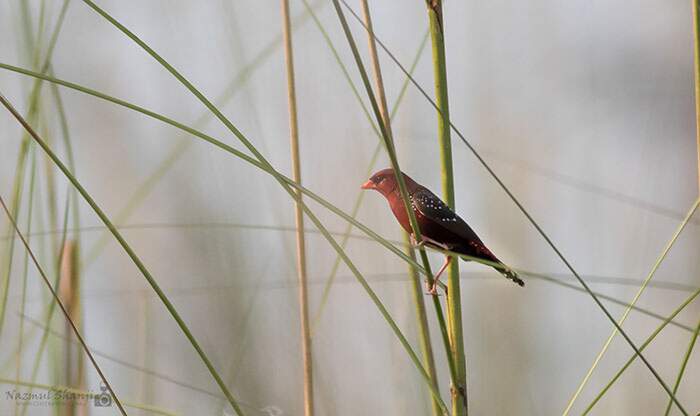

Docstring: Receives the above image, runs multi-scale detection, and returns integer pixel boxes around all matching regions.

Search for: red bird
[362,168,523,293]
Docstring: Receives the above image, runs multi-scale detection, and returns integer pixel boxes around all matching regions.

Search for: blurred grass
[563,198,699,415]
[328,1,455,411]
[13,149,36,416]
[0,185,127,415]
[1,2,698,414]
[4,0,452,410]
[0,64,432,278]
[337,2,690,411]
[81,0,327,270]
[280,0,314,413]
[358,1,440,412]
[302,0,430,328]
[582,285,700,414]
[663,317,700,415]
[0,90,246,414]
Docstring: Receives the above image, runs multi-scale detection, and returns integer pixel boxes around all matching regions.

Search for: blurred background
[1,1,699,415]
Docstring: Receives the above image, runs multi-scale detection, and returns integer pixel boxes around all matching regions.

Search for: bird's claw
[411,236,426,250]
[425,281,440,296]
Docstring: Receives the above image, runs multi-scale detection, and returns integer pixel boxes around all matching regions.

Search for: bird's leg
[409,234,427,249]
[427,255,452,295]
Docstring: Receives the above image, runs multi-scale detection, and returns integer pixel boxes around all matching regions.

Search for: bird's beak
[361,180,374,190]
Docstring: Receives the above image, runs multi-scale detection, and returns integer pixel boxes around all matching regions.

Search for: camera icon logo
[93,383,113,407]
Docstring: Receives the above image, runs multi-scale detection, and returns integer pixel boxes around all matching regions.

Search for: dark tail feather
[496,265,524,287]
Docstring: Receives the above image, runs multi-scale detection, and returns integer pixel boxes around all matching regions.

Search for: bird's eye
[378,177,386,183]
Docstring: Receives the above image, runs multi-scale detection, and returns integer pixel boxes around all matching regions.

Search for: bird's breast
[388,194,423,235]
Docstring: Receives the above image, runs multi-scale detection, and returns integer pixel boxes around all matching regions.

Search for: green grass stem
[663,318,700,415]
[328,1,460,399]
[7,1,449,408]
[0,191,127,415]
[303,0,430,330]
[424,2,467,413]
[0,92,242,416]
[359,2,441,413]
[0,63,431,275]
[13,149,37,416]
[582,287,700,414]
[562,198,699,415]
[81,0,326,269]
[337,1,685,409]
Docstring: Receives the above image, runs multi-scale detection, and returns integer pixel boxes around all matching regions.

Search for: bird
[361,168,523,294]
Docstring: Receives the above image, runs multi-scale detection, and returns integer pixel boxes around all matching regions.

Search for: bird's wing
[410,188,486,247]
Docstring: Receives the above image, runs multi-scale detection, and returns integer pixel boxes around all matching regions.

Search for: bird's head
[361,168,418,197]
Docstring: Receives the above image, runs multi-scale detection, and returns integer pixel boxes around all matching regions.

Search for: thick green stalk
[405,234,441,416]
[9,64,694,351]
[425,2,466,414]
[329,0,459,401]
[280,1,314,414]
[339,1,685,409]
[562,198,700,415]
[340,0,684,337]
[7,3,449,408]
[359,2,440,413]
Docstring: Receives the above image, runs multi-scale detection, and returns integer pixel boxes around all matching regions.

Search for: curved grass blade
[358,2,441,413]
[582,287,700,414]
[0,92,244,416]
[10,61,684,384]
[4,61,695,355]
[302,0,430,330]
[0,64,428,276]
[663,317,700,415]
[0,0,71,344]
[0,191,127,415]
[328,0,458,393]
[661,1,700,413]
[520,271,695,332]
[336,2,688,410]
[20,312,280,415]
[81,0,327,269]
[9,2,449,408]
[563,198,699,415]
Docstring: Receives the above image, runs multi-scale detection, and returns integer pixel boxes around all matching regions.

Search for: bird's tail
[496,264,524,287]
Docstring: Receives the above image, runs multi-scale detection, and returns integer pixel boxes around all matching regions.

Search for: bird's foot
[425,281,441,296]
[411,236,427,250]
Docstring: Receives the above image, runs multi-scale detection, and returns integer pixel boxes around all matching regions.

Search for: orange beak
[361,180,374,190]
